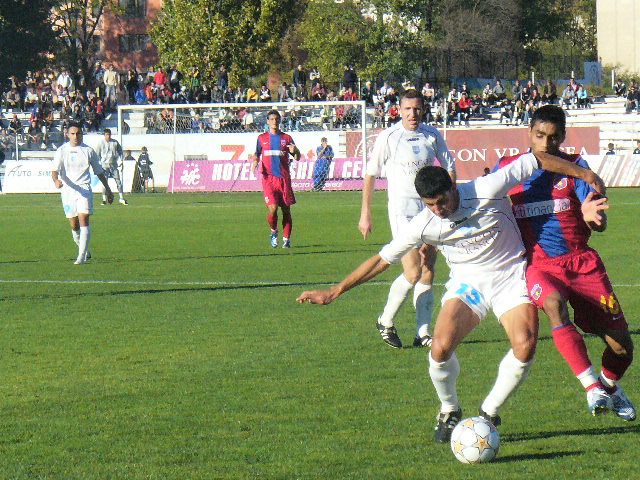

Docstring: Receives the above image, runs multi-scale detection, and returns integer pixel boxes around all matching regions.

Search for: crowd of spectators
[0,60,628,157]
[613,79,640,114]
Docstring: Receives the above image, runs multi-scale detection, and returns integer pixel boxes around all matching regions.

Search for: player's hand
[581,192,608,226]
[297,289,335,305]
[287,144,296,155]
[106,190,114,204]
[53,179,63,189]
[358,214,372,239]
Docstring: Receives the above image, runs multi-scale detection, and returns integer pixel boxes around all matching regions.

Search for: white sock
[429,352,460,413]
[599,370,616,389]
[481,349,533,417]
[378,274,414,328]
[71,229,80,246]
[577,366,600,389]
[413,282,434,336]
[77,226,90,262]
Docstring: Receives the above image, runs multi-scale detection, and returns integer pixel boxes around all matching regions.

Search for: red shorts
[526,248,627,334]
[262,175,296,207]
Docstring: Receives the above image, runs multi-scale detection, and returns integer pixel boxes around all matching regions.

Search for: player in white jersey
[298,152,604,443]
[359,89,455,349]
[51,124,114,264]
[95,128,128,205]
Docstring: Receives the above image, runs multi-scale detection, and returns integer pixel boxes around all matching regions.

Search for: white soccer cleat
[119,198,129,205]
[74,258,86,265]
[611,387,636,421]
[587,386,612,416]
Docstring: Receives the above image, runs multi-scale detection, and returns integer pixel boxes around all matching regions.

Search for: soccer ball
[450,416,500,464]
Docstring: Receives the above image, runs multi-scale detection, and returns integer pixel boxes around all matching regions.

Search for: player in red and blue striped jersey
[496,105,635,421]
[250,110,300,248]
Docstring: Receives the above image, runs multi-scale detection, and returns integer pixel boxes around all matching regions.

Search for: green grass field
[1,189,638,479]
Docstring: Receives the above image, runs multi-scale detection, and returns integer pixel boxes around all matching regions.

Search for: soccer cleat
[611,387,636,421]
[85,251,92,261]
[270,232,278,248]
[101,200,107,205]
[376,321,402,349]
[74,258,86,265]
[413,333,433,348]
[119,198,129,205]
[434,408,462,443]
[587,386,612,416]
[479,407,502,427]
[282,238,291,248]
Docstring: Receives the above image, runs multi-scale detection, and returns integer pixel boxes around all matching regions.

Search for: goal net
[117,100,372,193]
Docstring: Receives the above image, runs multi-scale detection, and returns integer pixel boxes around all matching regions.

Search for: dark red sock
[267,212,278,231]
[282,211,292,238]
[601,346,632,384]
[552,323,592,376]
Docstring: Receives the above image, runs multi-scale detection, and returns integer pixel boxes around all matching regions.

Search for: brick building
[97,0,162,71]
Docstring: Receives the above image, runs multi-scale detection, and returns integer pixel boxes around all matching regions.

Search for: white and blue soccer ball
[450,416,500,464]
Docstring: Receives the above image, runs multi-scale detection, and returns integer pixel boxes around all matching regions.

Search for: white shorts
[388,197,424,240]
[61,184,93,218]
[441,260,531,321]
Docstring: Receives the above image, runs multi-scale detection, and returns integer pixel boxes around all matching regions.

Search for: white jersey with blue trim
[367,122,455,215]
[379,153,539,276]
[52,142,103,187]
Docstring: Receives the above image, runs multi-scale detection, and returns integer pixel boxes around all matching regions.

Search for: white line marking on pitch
[0,279,638,288]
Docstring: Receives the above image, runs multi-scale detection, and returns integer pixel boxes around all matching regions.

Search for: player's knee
[431,337,455,362]
[511,332,537,362]
[404,269,420,284]
[542,296,566,326]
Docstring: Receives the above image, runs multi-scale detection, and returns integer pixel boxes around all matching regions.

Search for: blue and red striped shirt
[496,152,595,262]
[255,132,296,180]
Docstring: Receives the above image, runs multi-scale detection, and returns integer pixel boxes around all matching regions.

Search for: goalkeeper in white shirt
[359,88,456,349]
[299,151,605,443]
[51,124,113,264]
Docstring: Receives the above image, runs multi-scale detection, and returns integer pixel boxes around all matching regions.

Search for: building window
[119,0,146,18]
[119,34,151,53]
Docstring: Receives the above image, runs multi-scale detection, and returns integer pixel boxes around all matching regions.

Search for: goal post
[117,100,375,193]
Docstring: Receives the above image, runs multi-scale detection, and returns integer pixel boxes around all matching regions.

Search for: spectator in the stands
[311,82,327,101]
[278,82,292,102]
[343,65,357,90]
[606,143,616,155]
[259,85,272,102]
[309,67,321,88]
[542,80,557,104]
[491,79,506,103]
[481,83,492,105]
[293,64,307,99]
[422,82,435,105]
[511,80,522,100]
[614,79,627,97]
[499,98,514,124]
[624,84,638,114]
[457,91,472,127]
[561,83,576,109]
[362,81,374,106]
[576,84,590,109]
[633,140,640,155]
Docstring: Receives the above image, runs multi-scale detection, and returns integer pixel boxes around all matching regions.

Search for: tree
[151,0,303,86]
[50,0,119,88]
[0,0,55,82]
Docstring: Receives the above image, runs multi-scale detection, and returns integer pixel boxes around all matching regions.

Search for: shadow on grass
[503,424,640,442]
[494,450,582,462]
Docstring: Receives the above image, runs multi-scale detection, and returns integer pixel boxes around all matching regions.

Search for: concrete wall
[597,0,640,74]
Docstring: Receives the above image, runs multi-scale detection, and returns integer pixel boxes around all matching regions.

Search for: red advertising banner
[347,125,600,181]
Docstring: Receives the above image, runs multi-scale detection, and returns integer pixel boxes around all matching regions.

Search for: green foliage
[151,0,303,85]
[0,189,638,478]
[0,0,55,78]
[296,0,368,83]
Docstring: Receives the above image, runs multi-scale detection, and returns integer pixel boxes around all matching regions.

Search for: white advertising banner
[2,159,136,194]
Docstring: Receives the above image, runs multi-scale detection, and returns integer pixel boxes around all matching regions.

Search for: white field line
[0,278,638,288]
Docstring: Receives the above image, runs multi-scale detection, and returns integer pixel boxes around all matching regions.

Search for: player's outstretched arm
[297,254,391,305]
[51,171,63,189]
[581,191,608,232]
[535,151,606,194]
[358,175,376,239]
